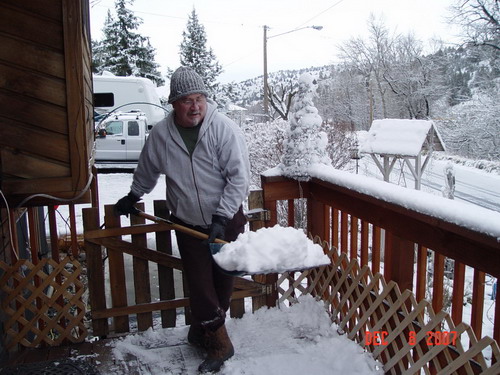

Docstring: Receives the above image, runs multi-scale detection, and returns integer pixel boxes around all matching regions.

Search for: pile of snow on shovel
[213,225,331,274]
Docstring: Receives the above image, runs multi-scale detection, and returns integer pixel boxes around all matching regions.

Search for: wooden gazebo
[359,119,445,190]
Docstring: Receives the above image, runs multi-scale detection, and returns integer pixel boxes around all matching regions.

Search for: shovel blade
[209,243,246,277]
[209,242,225,255]
[209,243,330,276]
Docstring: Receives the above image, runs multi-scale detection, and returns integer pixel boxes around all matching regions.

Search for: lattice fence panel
[0,256,87,349]
[277,237,500,374]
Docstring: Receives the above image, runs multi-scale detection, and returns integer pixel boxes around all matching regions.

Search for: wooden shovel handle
[136,210,227,244]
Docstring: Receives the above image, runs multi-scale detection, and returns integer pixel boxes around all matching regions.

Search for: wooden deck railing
[260,174,500,346]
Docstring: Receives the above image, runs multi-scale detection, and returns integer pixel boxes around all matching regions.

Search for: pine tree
[280,73,331,181]
[91,39,105,74]
[179,8,223,94]
[92,0,164,86]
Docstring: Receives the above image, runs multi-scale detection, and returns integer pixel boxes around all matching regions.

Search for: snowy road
[358,156,500,212]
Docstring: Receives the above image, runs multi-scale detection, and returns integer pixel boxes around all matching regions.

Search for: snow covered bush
[437,89,500,161]
[280,73,332,180]
[241,73,356,228]
[242,119,288,189]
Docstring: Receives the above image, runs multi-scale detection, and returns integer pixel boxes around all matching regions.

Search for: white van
[93,74,166,126]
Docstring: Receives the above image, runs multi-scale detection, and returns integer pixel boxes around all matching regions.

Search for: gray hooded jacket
[130,101,250,227]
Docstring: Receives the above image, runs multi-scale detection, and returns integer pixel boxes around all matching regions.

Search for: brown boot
[198,324,234,373]
[188,324,207,349]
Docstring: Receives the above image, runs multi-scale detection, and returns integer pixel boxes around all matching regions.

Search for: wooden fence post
[131,202,153,331]
[153,200,177,328]
[471,270,485,339]
[104,205,129,333]
[248,189,268,312]
[83,207,109,337]
[372,226,381,274]
[307,197,327,241]
[262,184,279,308]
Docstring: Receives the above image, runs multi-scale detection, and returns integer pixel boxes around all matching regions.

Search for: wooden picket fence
[279,236,500,374]
[82,201,270,337]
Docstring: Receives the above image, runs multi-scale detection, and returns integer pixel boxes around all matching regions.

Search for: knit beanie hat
[168,66,209,104]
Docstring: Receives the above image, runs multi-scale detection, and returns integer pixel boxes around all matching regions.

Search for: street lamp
[263,25,323,118]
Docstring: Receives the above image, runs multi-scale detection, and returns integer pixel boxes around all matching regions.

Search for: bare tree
[339,15,394,121]
[242,119,288,187]
[382,34,434,119]
[438,86,500,160]
[448,0,500,50]
[317,65,371,130]
[267,81,297,121]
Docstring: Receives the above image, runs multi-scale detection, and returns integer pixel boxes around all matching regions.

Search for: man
[114,66,250,373]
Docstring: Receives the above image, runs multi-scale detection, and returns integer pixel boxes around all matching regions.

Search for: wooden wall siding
[0,0,93,207]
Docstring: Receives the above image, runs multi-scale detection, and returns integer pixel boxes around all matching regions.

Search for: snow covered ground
[106,295,383,375]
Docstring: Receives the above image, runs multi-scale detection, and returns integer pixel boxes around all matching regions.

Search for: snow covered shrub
[242,119,288,189]
[437,90,500,161]
[242,73,355,229]
[280,73,331,181]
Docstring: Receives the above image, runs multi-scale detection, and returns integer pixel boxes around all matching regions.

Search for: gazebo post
[415,153,422,190]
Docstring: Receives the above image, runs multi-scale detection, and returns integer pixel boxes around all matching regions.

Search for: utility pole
[262,25,322,120]
[263,25,269,118]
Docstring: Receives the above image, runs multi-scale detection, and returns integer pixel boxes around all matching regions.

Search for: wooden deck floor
[1,332,205,374]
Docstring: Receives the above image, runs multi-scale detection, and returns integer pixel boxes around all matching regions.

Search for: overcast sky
[89,0,461,84]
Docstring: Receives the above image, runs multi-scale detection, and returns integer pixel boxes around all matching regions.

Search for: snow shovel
[135,210,246,276]
[135,211,331,276]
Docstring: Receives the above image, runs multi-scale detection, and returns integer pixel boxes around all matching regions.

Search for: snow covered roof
[225,103,247,111]
[360,119,445,156]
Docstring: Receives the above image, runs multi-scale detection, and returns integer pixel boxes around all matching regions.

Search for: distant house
[224,102,247,125]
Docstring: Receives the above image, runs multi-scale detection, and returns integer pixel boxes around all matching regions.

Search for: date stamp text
[365,330,458,346]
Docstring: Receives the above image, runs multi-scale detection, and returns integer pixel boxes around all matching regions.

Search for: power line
[92,2,262,30]
[295,0,347,29]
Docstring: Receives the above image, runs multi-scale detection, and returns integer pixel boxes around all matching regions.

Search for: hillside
[218,45,498,112]
[215,65,334,109]
[215,44,499,163]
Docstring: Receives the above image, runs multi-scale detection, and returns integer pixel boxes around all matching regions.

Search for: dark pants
[172,207,246,331]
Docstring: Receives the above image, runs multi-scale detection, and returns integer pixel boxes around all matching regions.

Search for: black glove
[113,192,140,217]
[206,214,229,243]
